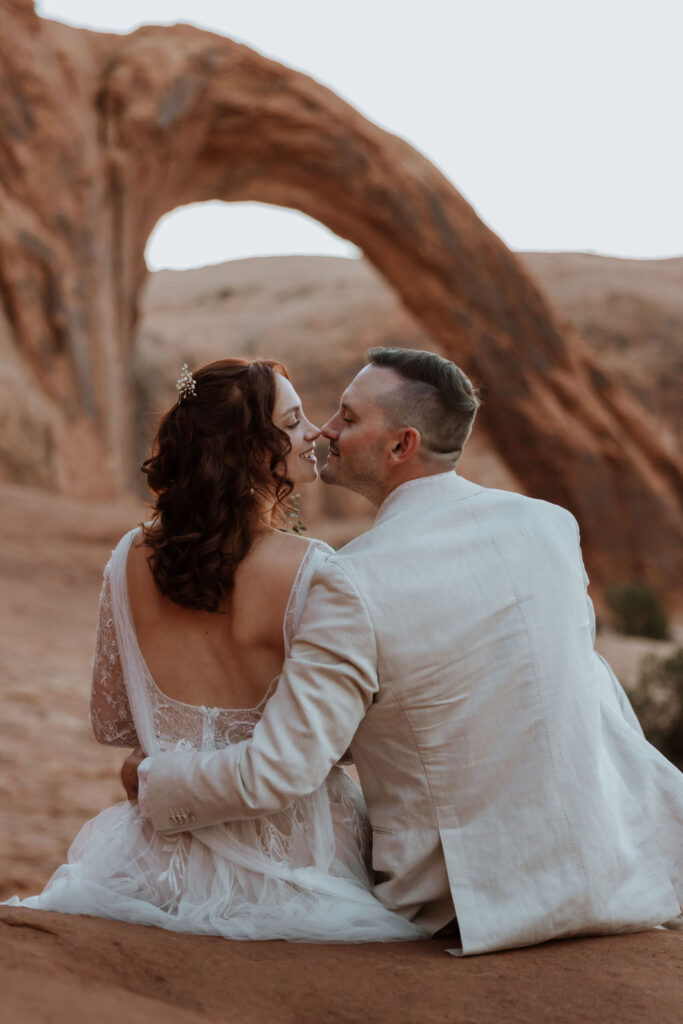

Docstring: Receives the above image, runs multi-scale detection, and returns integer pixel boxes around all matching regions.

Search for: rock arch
[1,1,681,592]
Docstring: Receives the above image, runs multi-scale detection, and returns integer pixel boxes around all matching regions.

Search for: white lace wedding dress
[7,528,424,941]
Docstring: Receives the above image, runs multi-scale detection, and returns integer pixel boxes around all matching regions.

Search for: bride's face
[273,374,321,486]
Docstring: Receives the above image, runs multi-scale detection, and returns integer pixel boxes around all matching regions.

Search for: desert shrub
[605,581,670,640]
[630,648,683,770]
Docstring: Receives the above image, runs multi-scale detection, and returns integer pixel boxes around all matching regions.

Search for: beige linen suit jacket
[144,472,683,954]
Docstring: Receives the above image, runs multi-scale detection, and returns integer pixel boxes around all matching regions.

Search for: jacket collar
[374,471,482,526]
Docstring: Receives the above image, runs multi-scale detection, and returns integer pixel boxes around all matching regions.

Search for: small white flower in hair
[175,363,196,400]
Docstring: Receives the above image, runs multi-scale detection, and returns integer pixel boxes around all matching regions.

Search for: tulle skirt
[5,767,425,942]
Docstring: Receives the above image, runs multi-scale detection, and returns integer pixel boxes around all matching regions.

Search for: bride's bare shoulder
[252,529,315,573]
[125,529,153,587]
[125,527,321,597]
[250,530,332,589]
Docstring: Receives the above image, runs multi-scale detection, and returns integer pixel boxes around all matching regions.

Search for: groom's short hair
[367,347,479,459]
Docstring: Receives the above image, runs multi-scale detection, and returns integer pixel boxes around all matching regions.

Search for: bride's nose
[304,419,322,442]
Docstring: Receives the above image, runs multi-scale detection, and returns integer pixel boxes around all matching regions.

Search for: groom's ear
[388,426,422,464]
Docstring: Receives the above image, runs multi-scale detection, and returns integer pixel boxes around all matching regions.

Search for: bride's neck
[252,490,278,532]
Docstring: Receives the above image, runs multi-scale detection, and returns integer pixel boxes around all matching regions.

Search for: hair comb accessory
[175,363,197,401]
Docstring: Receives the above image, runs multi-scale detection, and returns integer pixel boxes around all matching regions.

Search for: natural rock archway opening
[144,200,361,271]
[133,198,363,448]
[1,4,681,593]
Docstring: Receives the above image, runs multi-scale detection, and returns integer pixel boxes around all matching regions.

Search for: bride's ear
[388,427,421,465]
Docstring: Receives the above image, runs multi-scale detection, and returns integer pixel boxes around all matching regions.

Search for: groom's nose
[321,416,340,440]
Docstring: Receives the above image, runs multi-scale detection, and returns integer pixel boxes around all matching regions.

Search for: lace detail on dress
[142,674,279,753]
[89,563,139,747]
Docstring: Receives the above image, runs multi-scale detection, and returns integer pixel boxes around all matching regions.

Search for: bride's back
[126,530,312,710]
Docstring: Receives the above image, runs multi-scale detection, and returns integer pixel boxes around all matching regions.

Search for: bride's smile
[273,373,321,486]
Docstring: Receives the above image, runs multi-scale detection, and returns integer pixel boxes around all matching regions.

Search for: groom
[129,347,683,955]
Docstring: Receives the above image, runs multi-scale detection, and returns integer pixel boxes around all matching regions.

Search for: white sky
[38,0,683,269]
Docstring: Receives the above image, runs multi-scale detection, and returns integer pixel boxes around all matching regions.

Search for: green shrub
[605,581,670,640]
[630,648,683,770]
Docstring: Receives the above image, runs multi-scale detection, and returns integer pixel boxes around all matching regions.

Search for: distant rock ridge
[0,2,681,592]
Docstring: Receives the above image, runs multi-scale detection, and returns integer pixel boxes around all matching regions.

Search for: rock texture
[520,252,683,452]
[0,1,682,591]
[2,906,682,1024]
[0,483,144,898]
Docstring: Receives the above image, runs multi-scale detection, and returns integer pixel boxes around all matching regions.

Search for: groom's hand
[121,746,145,801]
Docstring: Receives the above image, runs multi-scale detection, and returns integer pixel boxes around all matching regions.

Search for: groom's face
[319,365,399,499]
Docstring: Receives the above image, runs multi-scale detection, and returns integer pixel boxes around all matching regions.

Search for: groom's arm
[142,559,378,833]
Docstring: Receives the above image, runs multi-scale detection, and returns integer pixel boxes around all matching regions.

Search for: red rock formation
[520,252,683,452]
[3,905,683,1024]
[0,1,681,591]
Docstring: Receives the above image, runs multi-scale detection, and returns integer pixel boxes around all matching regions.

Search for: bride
[7,357,424,941]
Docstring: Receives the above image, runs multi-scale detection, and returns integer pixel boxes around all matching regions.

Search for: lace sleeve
[89,564,140,747]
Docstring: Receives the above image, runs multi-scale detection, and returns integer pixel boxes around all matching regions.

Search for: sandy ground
[1,482,681,1022]
[1,907,682,1024]
[0,483,146,897]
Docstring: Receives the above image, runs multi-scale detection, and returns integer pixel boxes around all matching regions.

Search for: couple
[10,348,683,956]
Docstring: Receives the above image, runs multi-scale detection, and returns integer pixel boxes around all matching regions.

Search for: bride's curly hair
[141,358,294,612]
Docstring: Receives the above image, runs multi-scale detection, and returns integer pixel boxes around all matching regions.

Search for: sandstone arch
[1,1,681,592]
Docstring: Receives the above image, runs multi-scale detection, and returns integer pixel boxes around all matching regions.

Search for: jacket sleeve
[143,559,378,832]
